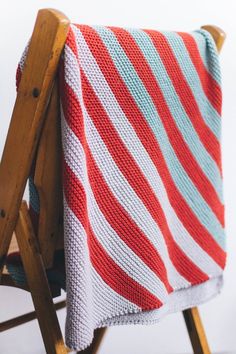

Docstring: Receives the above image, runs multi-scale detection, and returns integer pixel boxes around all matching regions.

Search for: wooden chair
[0,8,226,354]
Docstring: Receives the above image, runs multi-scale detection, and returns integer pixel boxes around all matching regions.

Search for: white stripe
[63,33,222,278]
[18,43,29,71]
[63,199,94,350]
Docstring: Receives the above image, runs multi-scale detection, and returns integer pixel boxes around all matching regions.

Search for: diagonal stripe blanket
[19,24,226,351]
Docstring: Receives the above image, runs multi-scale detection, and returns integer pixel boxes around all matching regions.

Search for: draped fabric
[19,24,226,351]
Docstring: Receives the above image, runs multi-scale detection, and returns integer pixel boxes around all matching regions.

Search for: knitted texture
[18,24,226,351]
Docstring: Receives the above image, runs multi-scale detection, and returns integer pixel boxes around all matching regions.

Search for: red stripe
[71,25,226,269]
[177,32,222,115]
[63,158,163,309]
[109,27,224,227]
[60,77,173,292]
[145,29,222,172]
[65,27,78,56]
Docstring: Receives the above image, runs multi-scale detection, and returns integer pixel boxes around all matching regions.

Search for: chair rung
[0,300,66,332]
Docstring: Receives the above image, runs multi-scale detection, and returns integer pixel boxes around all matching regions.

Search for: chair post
[0,8,70,277]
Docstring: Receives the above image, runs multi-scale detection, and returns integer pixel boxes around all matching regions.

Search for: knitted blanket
[19,24,226,351]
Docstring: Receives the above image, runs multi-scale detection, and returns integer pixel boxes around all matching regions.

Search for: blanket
[19,24,226,351]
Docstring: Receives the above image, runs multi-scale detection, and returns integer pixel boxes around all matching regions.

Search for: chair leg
[78,328,107,354]
[183,307,211,354]
[15,201,67,354]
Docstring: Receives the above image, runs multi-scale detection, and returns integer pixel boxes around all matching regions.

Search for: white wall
[0,1,236,353]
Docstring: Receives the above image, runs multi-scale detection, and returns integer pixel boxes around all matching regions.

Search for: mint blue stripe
[127,28,223,203]
[191,30,221,85]
[93,26,224,247]
[163,31,221,139]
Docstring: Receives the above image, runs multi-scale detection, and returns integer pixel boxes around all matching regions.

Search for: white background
[0,1,236,353]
